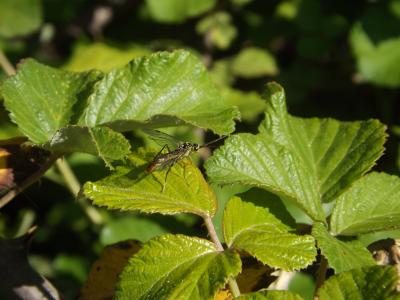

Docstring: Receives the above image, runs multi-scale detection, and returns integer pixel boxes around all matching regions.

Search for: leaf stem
[0,154,60,209]
[55,158,103,224]
[314,255,328,297]
[203,215,241,297]
[0,49,16,76]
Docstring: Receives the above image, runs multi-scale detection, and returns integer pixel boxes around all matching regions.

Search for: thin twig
[0,49,16,75]
[0,155,60,209]
[203,215,241,297]
[55,158,103,224]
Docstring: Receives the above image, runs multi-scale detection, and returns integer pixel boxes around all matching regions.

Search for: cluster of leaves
[2,0,400,299]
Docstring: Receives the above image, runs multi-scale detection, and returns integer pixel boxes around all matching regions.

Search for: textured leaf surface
[223,197,316,271]
[2,59,100,144]
[64,43,150,72]
[237,290,304,300]
[206,133,325,221]
[80,50,239,135]
[206,83,385,221]
[350,23,400,87]
[0,0,42,38]
[115,234,241,300]
[258,83,386,203]
[331,172,400,236]
[45,125,130,167]
[83,150,217,217]
[318,266,400,300]
[146,0,215,23]
[312,223,375,273]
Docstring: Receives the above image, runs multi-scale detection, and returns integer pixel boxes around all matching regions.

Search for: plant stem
[314,255,328,297]
[203,215,241,297]
[0,155,60,209]
[55,158,103,224]
[0,49,16,75]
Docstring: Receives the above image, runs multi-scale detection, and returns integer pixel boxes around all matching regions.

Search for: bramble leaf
[2,59,101,144]
[237,290,304,300]
[80,50,239,135]
[206,82,386,221]
[115,234,241,300]
[83,150,217,217]
[317,266,400,300]
[223,197,316,271]
[330,172,400,236]
[312,223,375,273]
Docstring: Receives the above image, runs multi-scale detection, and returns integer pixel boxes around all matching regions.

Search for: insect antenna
[200,135,228,149]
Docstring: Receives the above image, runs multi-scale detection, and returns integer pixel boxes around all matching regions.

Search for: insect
[143,129,226,189]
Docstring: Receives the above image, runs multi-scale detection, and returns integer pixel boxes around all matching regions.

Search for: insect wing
[142,129,180,148]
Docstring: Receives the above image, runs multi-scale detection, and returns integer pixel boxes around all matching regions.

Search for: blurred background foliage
[1,0,400,299]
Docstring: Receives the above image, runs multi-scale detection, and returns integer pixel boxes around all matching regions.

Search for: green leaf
[350,23,400,87]
[317,266,400,300]
[45,125,131,168]
[0,0,42,38]
[330,172,400,236]
[237,290,304,300]
[196,12,237,50]
[83,149,217,217]
[312,223,375,273]
[259,83,386,203]
[80,50,239,135]
[231,48,278,78]
[2,59,101,144]
[64,43,150,72]
[115,234,241,300]
[223,197,316,271]
[146,0,216,23]
[220,88,266,122]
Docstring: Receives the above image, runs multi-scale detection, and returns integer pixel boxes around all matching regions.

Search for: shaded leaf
[317,266,400,300]
[331,172,400,236]
[0,0,42,38]
[80,50,239,135]
[350,23,400,87]
[83,149,217,217]
[312,223,375,273]
[231,48,278,78]
[45,125,131,168]
[224,197,316,271]
[146,0,216,23]
[115,234,241,300]
[79,240,141,300]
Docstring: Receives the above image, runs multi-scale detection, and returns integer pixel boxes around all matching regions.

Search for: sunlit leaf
[64,43,150,72]
[330,172,400,236]
[80,50,239,135]
[224,197,316,270]
[312,223,375,273]
[83,150,217,217]
[237,290,304,300]
[115,234,241,300]
[317,266,399,300]
[146,0,216,23]
[0,0,42,38]
[2,59,101,144]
